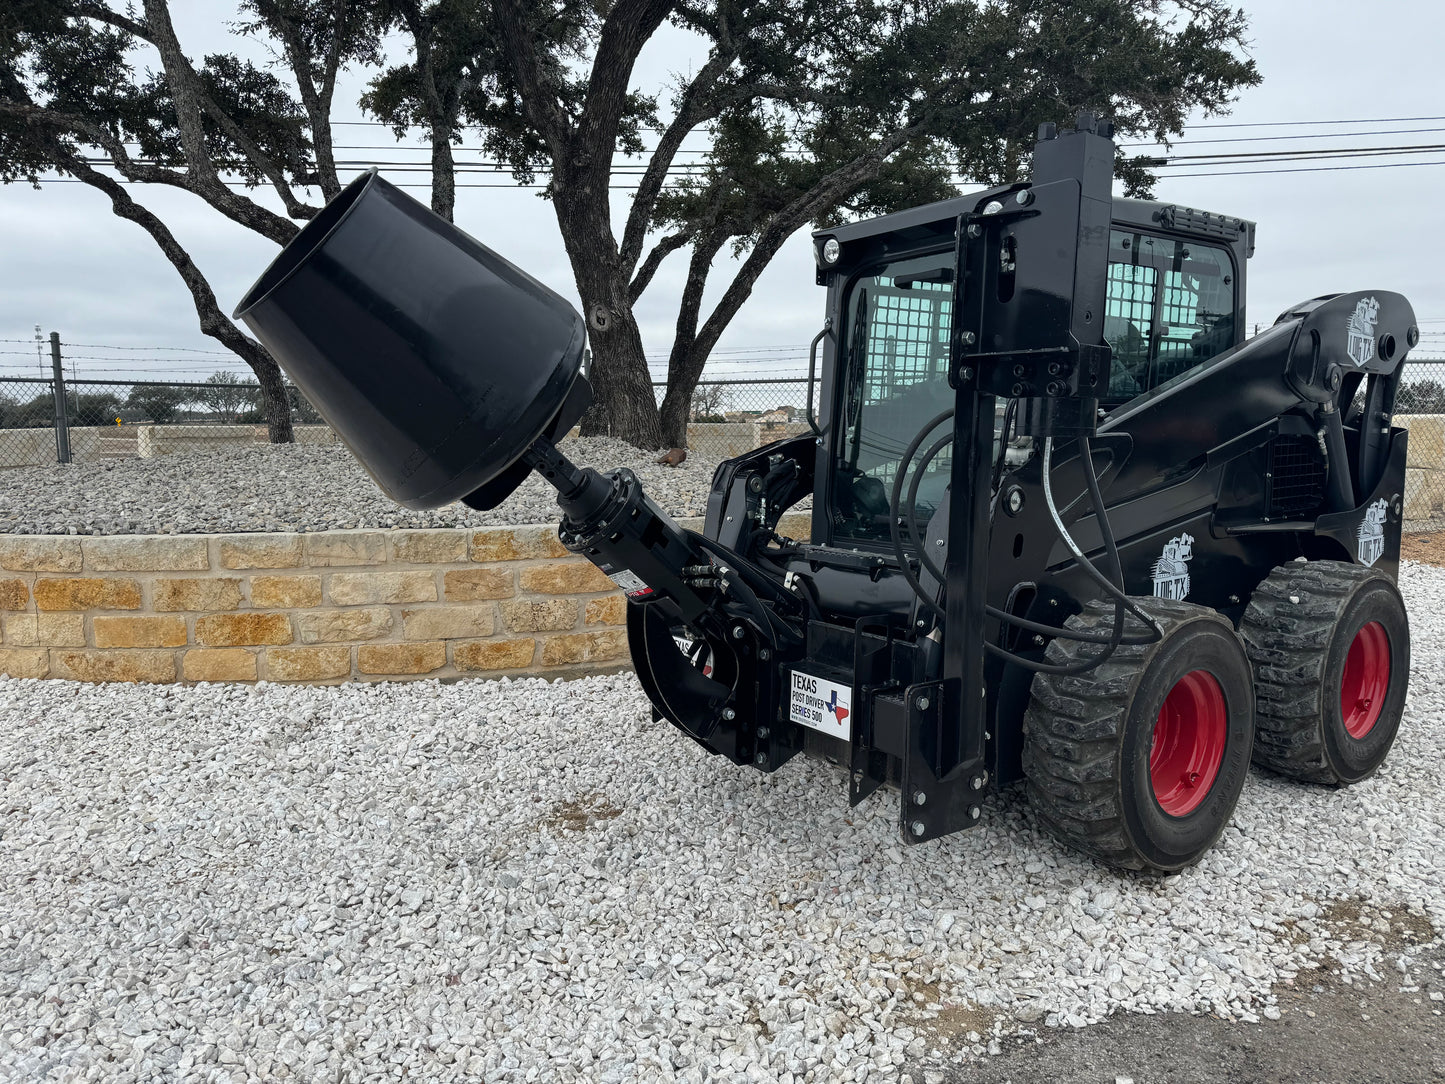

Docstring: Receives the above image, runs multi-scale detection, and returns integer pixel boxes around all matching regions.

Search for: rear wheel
[1241,560,1409,784]
[1022,598,1255,872]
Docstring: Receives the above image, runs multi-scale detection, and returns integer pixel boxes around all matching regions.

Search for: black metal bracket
[898,681,988,843]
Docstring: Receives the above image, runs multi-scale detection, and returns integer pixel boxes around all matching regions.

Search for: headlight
[821,237,841,264]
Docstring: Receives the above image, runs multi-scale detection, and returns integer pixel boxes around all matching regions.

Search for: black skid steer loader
[234,113,1415,871]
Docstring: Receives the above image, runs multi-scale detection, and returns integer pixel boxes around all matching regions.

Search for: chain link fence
[7,358,1445,534]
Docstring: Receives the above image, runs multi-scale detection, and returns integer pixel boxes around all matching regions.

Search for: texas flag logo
[825,689,850,723]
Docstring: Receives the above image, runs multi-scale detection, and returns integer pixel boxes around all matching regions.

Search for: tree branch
[138,0,318,220]
[252,0,344,199]
[618,46,735,278]
[572,0,675,188]
[0,98,300,245]
[56,150,294,442]
[628,229,694,306]
[489,0,572,161]
[694,124,924,354]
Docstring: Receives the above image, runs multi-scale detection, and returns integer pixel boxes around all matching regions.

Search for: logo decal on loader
[1347,296,1380,367]
[1358,498,1388,567]
[1152,533,1194,600]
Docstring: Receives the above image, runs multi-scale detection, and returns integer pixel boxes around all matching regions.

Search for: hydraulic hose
[899,427,1156,649]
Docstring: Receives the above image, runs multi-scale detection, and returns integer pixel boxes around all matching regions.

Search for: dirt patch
[541,793,622,831]
[1401,531,1445,566]
[904,978,999,1050]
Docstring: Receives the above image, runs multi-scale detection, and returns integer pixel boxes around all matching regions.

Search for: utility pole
[50,332,71,464]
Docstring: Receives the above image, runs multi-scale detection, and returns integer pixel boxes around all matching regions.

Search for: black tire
[1022,598,1256,872]
[1241,560,1409,784]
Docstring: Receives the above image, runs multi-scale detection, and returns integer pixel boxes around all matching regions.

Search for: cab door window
[1103,231,1235,400]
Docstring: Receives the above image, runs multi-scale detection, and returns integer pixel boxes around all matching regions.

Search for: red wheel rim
[1341,621,1390,739]
[1149,670,1228,817]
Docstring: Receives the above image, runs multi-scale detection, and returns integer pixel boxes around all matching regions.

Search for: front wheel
[1022,598,1256,872]
[1241,560,1410,784]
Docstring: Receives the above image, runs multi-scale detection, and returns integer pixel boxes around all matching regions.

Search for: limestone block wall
[0,427,103,468]
[1397,415,1445,519]
[0,511,810,684]
[136,424,337,457]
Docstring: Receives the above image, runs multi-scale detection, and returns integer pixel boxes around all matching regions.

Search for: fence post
[50,331,71,464]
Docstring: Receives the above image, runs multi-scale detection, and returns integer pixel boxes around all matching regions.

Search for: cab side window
[1103,231,1235,401]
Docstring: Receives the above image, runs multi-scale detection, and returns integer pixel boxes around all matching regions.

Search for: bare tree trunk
[657,347,705,448]
[577,304,663,448]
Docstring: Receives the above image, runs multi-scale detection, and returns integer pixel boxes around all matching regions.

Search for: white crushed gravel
[0,437,720,535]
[1,565,1443,1082]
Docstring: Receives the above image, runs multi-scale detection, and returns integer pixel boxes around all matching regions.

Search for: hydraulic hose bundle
[886,411,1161,674]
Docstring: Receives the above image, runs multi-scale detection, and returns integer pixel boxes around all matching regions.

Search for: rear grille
[1268,436,1326,519]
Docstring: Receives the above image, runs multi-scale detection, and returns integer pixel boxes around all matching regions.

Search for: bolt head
[757,726,769,739]
[968,806,981,821]
[916,696,931,711]
[731,625,746,640]
[910,820,927,837]
[969,772,988,791]
[960,331,977,346]
[758,648,771,661]
[1015,189,1033,206]
[722,707,736,721]
[755,751,768,765]
[912,790,927,806]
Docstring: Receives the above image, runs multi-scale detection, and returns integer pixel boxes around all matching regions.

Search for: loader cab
[813,193,1254,547]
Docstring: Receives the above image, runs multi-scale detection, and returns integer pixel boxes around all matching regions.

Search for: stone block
[250,575,322,609]
[267,646,351,681]
[540,629,630,666]
[329,571,437,606]
[444,568,515,601]
[0,579,29,610]
[219,534,304,569]
[357,641,446,675]
[585,595,627,626]
[55,650,176,683]
[0,648,49,678]
[3,614,85,647]
[82,536,208,572]
[304,531,387,567]
[775,510,813,542]
[519,561,616,595]
[94,616,188,649]
[401,606,495,641]
[392,530,469,564]
[454,638,536,671]
[152,578,243,612]
[195,612,293,647]
[501,599,578,633]
[182,649,258,682]
[33,578,141,611]
[0,537,83,572]
[295,607,392,644]
[469,527,568,562]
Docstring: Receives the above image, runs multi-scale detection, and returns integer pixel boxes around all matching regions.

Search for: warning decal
[606,568,654,598]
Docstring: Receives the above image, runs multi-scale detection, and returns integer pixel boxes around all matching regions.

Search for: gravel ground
[0,438,720,535]
[1,565,1442,1082]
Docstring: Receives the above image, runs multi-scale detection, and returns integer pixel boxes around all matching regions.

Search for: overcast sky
[1,0,1443,385]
